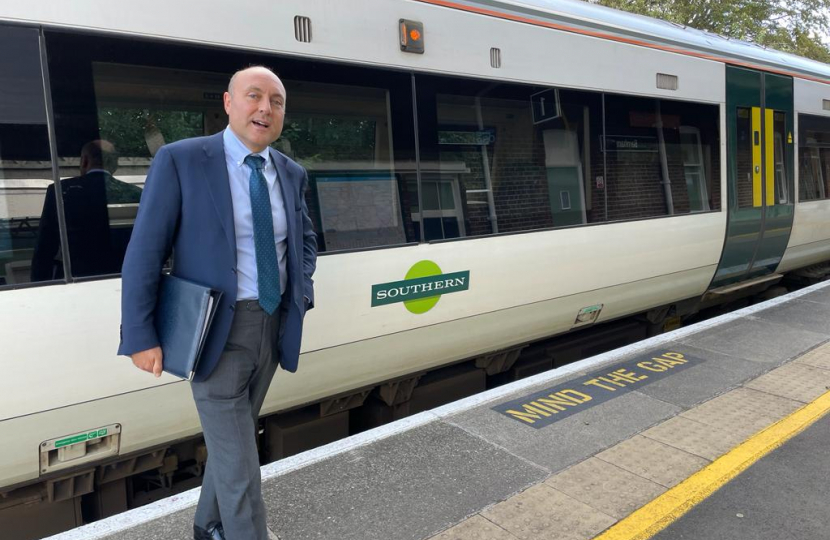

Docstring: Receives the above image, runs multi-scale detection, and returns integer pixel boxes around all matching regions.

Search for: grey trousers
[191,300,283,540]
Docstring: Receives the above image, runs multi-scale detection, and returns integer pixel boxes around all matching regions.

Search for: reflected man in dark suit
[31,139,142,281]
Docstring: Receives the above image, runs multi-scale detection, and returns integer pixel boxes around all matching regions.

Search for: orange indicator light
[399,19,424,54]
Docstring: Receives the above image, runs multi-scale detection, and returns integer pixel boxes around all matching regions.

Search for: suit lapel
[270,147,297,259]
[202,133,237,263]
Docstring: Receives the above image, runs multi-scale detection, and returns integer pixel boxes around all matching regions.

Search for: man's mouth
[252,119,270,128]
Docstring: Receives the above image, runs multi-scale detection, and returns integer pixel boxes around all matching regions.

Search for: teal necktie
[244,154,280,315]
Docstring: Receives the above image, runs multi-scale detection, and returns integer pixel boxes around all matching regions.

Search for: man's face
[224,68,286,153]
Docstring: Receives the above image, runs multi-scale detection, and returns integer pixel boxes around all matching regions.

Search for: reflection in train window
[416,76,606,239]
[408,178,466,241]
[46,30,419,260]
[49,62,228,279]
[798,114,830,202]
[0,25,56,286]
[680,127,709,211]
[603,95,720,219]
[772,111,789,204]
[735,107,755,208]
[274,81,418,252]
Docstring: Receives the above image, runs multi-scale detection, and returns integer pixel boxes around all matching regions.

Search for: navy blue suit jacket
[118,132,317,381]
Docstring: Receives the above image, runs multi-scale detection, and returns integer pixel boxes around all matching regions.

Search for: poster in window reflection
[314,174,406,251]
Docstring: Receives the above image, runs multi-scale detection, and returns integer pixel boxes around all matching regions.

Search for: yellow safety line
[594,389,830,540]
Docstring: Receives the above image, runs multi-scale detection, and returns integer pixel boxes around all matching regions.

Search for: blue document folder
[154,274,222,380]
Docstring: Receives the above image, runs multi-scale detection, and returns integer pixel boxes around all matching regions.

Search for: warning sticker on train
[493,351,703,428]
[372,260,470,314]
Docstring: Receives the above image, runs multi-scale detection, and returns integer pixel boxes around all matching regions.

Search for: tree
[590,0,830,63]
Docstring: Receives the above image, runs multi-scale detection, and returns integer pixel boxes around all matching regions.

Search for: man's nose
[258,98,272,114]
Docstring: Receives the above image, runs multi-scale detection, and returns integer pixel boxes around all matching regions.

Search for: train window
[415,75,605,239]
[735,107,755,208]
[45,31,418,268]
[555,89,607,224]
[603,95,720,219]
[274,79,418,252]
[771,111,790,204]
[0,26,56,286]
[797,114,830,202]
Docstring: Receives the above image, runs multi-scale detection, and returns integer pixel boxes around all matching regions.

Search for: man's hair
[81,140,119,173]
[227,65,278,95]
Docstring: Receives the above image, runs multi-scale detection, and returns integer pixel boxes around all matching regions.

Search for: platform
[47,280,830,540]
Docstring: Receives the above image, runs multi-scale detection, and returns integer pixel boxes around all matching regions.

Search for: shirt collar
[223,126,272,171]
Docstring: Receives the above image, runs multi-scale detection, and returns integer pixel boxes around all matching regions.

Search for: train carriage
[1,1,829,538]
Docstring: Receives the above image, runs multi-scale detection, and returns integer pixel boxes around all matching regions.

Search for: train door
[711,66,795,288]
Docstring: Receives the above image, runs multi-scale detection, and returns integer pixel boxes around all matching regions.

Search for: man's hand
[131,347,163,378]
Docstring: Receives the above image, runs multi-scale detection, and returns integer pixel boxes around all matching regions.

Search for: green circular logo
[404,260,442,314]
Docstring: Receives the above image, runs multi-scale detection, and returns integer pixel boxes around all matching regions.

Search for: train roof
[440,0,830,81]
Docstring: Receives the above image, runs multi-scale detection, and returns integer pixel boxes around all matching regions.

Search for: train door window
[0,26,56,286]
[771,111,790,204]
[735,107,756,208]
[798,114,830,202]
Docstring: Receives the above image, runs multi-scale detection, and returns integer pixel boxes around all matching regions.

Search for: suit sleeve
[299,168,317,310]
[117,146,182,356]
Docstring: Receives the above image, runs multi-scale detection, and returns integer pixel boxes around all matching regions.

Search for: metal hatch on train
[710,66,795,290]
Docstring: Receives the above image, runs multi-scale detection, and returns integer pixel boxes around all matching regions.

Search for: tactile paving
[794,343,830,370]
[642,415,746,461]
[482,484,616,540]
[595,435,709,488]
[744,362,830,403]
[544,457,666,519]
[430,515,519,540]
[679,387,802,440]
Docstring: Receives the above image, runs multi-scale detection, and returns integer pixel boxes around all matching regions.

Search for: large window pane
[45,31,418,272]
[603,95,720,220]
[274,78,417,252]
[416,76,604,239]
[0,25,56,286]
[798,114,830,202]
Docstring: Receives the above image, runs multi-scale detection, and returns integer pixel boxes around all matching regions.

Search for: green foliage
[276,116,376,165]
[592,0,830,63]
[98,108,204,157]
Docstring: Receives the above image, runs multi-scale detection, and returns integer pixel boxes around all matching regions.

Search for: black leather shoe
[194,522,225,540]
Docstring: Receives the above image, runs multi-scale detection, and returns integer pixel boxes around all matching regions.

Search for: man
[31,139,142,281]
[118,66,317,540]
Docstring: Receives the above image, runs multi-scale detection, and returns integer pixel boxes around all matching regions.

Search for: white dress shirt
[223,127,288,300]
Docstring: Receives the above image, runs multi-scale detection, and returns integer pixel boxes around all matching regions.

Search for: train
[1,0,829,538]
